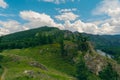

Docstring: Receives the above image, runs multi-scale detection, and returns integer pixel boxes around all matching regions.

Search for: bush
[99,63,119,80]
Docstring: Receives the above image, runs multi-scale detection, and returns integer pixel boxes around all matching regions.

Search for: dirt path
[1,67,7,80]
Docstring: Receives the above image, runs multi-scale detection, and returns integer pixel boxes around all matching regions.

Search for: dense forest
[0,27,88,51]
[1,27,120,63]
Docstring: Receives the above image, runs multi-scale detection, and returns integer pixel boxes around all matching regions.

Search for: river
[96,50,112,59]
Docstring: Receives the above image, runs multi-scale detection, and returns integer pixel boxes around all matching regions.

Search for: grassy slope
[0,43,76,80]
[1,42,119,80]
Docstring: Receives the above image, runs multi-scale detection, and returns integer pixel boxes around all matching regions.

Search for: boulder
[29,61,48,71]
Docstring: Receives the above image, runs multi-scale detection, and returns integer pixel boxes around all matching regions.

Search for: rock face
[84,42,107,75]
[84,42,120,75]
[84,53,107,75]
[29,61,48,71]
[24,70,34,74]
[24,70,35,77]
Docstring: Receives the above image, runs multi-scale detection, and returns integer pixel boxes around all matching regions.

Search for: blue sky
[0,0,120,35]
[1,0,99,21]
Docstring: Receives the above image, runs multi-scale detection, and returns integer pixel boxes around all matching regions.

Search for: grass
[0,66,3,77]
[0,43,111,80]
[0,43,76,80]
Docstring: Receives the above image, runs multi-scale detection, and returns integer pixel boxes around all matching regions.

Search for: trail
[0,67,7,80]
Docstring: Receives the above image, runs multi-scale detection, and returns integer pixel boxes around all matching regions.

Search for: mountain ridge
[0,26,120,80]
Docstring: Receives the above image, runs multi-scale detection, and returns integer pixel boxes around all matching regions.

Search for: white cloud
[10,10,99,35]
[0,10,113,35]
[0,0,8,8]
[0,27,9,35]
[98,23,115,34]
[91,0,120,35]
[20,10,64,29]
[55,12,79,21]
[0,13,15,17]
[92,0,120,16]
[0,10,65,36]
[20,11,53,22]
[63,20,98,34]
[2,8,120,36]
[0,20,26,35]
[58,8,77,13]
[39,0,75,4]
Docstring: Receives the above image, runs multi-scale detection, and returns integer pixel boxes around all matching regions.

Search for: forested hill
[1,26,120,55]
[82,33,120,49]
[1,26,60,41]
[0,26,62,50]
[0,26,120,80]
[0,26,87,51]
[1,26,120,56]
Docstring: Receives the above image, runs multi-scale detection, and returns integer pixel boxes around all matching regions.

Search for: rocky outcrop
[29,61,48,71]
[23,70,35,78]
[84,42,107,75]
[84,53,107,75]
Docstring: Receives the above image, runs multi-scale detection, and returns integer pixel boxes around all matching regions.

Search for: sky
[0,0,120,35]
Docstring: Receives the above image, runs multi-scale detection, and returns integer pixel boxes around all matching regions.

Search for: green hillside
[0,44,76,80]
[82,33,120,63]
[0,27,120,80]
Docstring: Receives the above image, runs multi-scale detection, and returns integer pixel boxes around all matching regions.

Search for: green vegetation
[0,44,76,80]
[0,27,120,80]
[99,63,119,80]
[0,65,3,76]
[82,33,120,63]
[76,56,89,80]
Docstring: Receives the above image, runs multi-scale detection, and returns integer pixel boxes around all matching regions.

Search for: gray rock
[29,61,48,71]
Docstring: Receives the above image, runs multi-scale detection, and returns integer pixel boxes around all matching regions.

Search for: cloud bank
[92,0,120,34]
[1,0,120,35]
[0,10,98,35]
[0,0,8,8]
[38,0,75,4]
